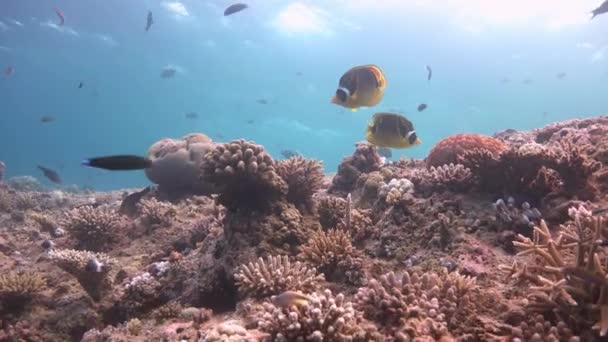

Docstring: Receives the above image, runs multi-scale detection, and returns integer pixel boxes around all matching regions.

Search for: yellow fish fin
[351,108,358,112]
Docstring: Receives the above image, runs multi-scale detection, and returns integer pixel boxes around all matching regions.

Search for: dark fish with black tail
[160,66,176,79]
[247,119,254,124]
[271,291,310,308]
[224,3,248,16]
[417,103,428,112]
[185,112,198,119]
[426,65,432,81]
[378,147,392,158]
[556,72,567,79]
[281,150,301,159]
[331,64,387,112]
[78,81,84,89]
[40,115,55,123]
[592,0,608,19]
[119,186,151,217]
[146,11,154,31]
[82,155,152,171]
[257,99,268,105]
[38,165,62,184]
[366,112,421,149]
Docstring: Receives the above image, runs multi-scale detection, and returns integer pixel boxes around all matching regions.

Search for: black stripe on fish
[82,155,152,171]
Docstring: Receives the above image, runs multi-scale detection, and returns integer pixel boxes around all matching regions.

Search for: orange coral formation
[426,133,507,168]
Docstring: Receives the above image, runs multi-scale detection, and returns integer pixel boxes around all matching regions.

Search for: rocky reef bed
[2,116,608,341]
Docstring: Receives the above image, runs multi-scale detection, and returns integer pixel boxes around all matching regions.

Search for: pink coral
[426,134,507,168]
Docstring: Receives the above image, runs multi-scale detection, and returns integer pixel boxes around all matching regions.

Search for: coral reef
[61,205,121,251]
[258,289,372,341]
[315,195,347,229]
[234,255,324,298]
[202,139,288,211]
[145,133,215,195]
[411,163,475,194]
[378,178,414,205]
[0,272,46,312]
[329,142,382,195]
[276,156,324,211]
[426,133,507,168]
[0,161,5,183]
[137,197,176,227]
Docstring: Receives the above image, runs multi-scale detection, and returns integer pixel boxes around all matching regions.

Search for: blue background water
[1,0,607,190]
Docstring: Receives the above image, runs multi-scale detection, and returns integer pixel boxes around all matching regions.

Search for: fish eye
[336,89,347,103]
[408,132,418,145]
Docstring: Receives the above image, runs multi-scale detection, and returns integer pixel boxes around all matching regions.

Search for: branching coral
[500,207,608,338]
[0,188,11,212]
[329,142,382,195]
[0,320,45,342]
[299,229,363,284]
[234,255,324,298]
[411,163,475,194]
[315,195,347,229]
[202,139,287,211]
[0,272,46,311]
[61,205,120,251]
[276,156,324,210]
[120,272,163,317]
[48,248,117,301]
[426,134,507,168]
[258,289,371,341]
[137,197,176,227]
[355,270,476,339]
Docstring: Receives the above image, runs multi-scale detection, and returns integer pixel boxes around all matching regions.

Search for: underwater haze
[1,0,607,190]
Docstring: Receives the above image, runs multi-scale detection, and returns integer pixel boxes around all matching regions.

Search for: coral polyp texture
[258,289,372,341]
[426,133,507,168]
[234,255,324,298]
[61,205,121,251]
[276,156,324,210]
[202,139,288,211]
[5,116,608,340]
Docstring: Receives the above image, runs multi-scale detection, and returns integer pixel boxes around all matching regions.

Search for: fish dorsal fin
[367,65,386,89]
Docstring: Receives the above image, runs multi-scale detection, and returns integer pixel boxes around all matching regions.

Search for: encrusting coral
[276,156,324,211]
[500,206,608,339]
[48,248,117,301]
[137,197,176,227]
[0,272,46,311]
[234,255,324,298]
[329,142,382,195]
[202,139,288,211]
[258,289,372,341]
[426,133,507,168]
[61,205,121,251]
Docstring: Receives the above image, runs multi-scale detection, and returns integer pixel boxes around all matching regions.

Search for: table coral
[426,134,507,168]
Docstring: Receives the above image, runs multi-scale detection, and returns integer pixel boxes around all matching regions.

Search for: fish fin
[351,108,358,112]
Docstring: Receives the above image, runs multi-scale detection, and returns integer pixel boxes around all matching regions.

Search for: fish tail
[82,155,151,171]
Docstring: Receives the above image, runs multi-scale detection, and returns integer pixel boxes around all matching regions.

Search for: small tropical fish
[366,112,421,149]
[271,291,310,308]
[119,186,151,217]
[500,77,510,84]
[224,3,248,16]
[425,65,432,81]
[247,119,254,124]
[281,150,301,159]
[40,115,55,123]
[4,66,14,77]
[38,165,62,184]
[160,66,176,79]
[78,81,84,89]
[82,155,152,171]
[523,78,533,85]
[331,64,387,112]
[378,147,392,158]
[146,11,153,31]
[296,71,303,76]
[257,99,268,105]
[85,258,103,273]
[55,9,65,26]
[185,112,198,119]
[556,72,567,80]
[417,103,428,112]
[592,0,608,19]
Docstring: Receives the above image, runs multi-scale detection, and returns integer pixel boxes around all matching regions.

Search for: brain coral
[145,133,215,194]
[426,134,507,168]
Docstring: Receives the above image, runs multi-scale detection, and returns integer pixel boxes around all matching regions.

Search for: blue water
[1,0,607,190]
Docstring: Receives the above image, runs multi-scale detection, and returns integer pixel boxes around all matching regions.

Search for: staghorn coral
[378,178,414,206]
[426,134,507,168]
[499,206,608,338]
[145,133,215,195]
[411,163,475,194]
[299,229,364,284]
[48,248,117,301]
[61,205,120,251]
[202,139,288,211]
[137,197,176,227]
[355,269,476,339]
[276,156,324,210]
[234,255,324,298]
[0,272,46,311]
[315,195,347,229]
[329,142,382,195]
[258,289,371,341]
